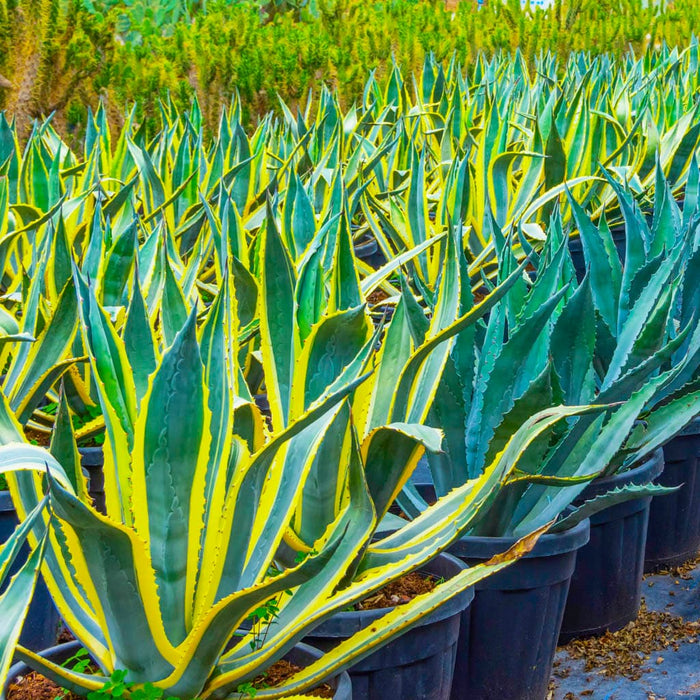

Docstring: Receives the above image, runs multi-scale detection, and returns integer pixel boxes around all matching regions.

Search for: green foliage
[3,0,700,136]
[0,241,542,697]
[54,649,171,700]
[0,22,698,696]
[400,162,700,537]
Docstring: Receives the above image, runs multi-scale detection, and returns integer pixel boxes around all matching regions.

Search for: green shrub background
[0,0,698,142]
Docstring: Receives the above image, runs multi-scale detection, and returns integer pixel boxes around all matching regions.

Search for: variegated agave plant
[565,162,700,470]
[397,175,700,536]
[0,238,568,698]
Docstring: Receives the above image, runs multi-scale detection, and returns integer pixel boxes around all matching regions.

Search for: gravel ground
[551,558,700,700]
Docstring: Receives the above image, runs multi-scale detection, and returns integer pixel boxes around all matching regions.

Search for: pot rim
[353,236,379,256]
[77,446,104,455]
[568,227,626,251]
[307,551,474,631]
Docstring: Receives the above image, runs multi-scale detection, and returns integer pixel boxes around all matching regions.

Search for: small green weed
[52,650,170,700]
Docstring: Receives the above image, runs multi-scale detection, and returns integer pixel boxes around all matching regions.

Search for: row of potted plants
[3,43,700,302]
[1,170,700,700]
[0,55,700,697]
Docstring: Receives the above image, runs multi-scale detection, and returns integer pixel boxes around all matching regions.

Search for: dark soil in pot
[23,429,50,447]
[645,417,700,571]
[367,288,395,327]
[446,517,590,700]
[78,447,106,515]
[0,491,61,651]
[304,552,473,700]
[5,641,352,700]
[559,448,664,643]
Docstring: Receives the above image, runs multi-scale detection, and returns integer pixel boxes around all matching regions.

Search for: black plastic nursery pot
[78,446,106,514]
[0,491,61,651]
[645,417,700,571]
[559,448,664,643]
[447,518,590,700]
[4,641,352,700]
[304,552,473,700]
[353,236,387,270]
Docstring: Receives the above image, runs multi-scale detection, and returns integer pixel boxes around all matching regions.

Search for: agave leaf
[14,357,85,427]
[8,647,113,697]
[229,256,258,329]
[329,214,362,314]
[126,138,166,213]
[259,200,297,429]
[161,260,189,348]
[0,444,109,658]
[211,369,372,600]
[362,423,443,522]
[550,483,678,533]
[0,494,49,584]
[551,276,596,404]
[426,354,470,496]
[0,514,48,688]
[283,170,316,260]
[74,269,136,521]
[567,192,620,332]
[466,287,568,476]
[123,271,157,405]
[601,252,680,390]
[49,388,88,502]
[513,374,669,533]
[46,470,178,679]
[6,281,79,419]
[360,233,447,297]
[291,306,372,415]
[481,363,557,478]
[203,429,376,695]
[359,297,413,431]
[161,508,354,699]
[624,384,700,466]
[288,404,352,548]
[391,255,529,427]
[386,405,597,563]
[99,222,137,308]
[238,402,350,590]
[130,308,210,645]
[295,241,326,344]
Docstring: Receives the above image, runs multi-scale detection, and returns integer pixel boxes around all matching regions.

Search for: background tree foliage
[0,0,695,143]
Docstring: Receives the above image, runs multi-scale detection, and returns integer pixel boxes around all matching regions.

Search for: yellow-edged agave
[395,167,700,538]
[0,244,586,698]
[2,40,700,699]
